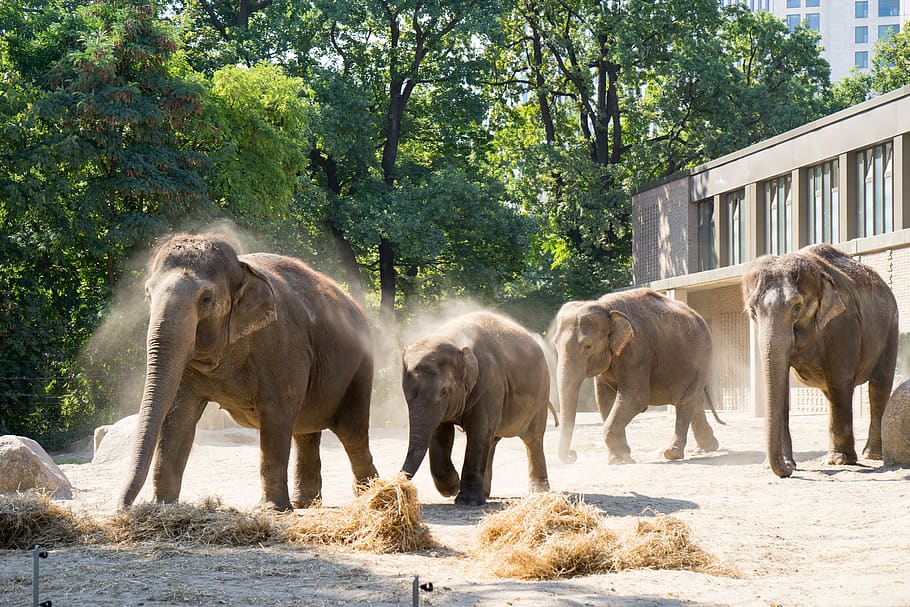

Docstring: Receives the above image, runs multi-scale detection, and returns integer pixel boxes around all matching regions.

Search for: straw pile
[0,491,99,549]
[105,496,279,547]
[474,493,733,580]
[285,474,435,553]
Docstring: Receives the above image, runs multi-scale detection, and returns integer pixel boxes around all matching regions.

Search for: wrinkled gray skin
[118,233,377,511]
[400,311,552,506]
[742,243,898,478]
[553,288,722,465]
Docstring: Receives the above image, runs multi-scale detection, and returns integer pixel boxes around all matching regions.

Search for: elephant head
[742,253,845,478]
[552,301,633,464]
[400,340,479,478]
[118,233,277,508]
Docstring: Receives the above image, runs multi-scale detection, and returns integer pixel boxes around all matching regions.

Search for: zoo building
[632,83,910,417]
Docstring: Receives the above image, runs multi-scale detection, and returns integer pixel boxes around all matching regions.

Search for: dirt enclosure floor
[2,409,910,607]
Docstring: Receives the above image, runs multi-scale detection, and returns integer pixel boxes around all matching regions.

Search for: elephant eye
[439,386,449,398]
[793,303,803,315]
[200,293,214,306]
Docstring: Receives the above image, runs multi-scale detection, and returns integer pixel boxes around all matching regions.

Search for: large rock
[883,379,910,466]
[92,414,138,465]
[0,435,73,499]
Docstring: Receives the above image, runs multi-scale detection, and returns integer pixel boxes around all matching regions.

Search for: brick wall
[688,286,750,412]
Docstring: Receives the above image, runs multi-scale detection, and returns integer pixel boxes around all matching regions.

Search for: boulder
[0,435,73,499]
[883,379,910,466]
[92,414,138,465]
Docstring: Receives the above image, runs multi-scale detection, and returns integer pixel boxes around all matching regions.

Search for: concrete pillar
[744,182,762,260]
[839,151,857,241]
[792,167,809,249]
[714,194,726,267]
[894,133,910,230]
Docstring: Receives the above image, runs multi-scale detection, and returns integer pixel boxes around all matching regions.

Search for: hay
[285,474,435,553]
[0,491,98,549]
[612,514,730,575]
[105,496,279,547]
[473,493,734,580]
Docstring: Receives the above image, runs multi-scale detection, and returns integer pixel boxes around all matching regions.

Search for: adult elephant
[553,288,722,465]
[400,311,552,506]
[118,233,377,511]
[742,243,898,478]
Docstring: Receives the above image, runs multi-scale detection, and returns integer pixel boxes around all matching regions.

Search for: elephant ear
[608,310,634,356]
[461,346,479,393]
[229,261,278,343]
[815,272,846,330]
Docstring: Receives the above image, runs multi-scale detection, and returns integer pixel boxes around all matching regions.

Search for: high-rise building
[721,0,908,81]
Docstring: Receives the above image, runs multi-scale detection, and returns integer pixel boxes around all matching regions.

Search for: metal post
[32,545,50,607]
[412,575,419,607]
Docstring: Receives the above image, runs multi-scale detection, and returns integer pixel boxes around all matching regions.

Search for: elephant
[742,243,898,478]
[117,233,378,511]
[400,311,552,506]
[552,288,723,465]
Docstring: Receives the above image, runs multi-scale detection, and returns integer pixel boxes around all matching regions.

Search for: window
[856,26,869,43]
[806,13,820,30]
[787,0,800,6]
[879,0,900,16]
[806,0,819,5]
[697,199,717,272]
[856,51,869,68]
[764,176,792,255]
[787,14,801,30]
[724,190,746,266]
[807,160,840,245]
[856,142,894,237]
[856,1,868,17]
[879,24,900,40]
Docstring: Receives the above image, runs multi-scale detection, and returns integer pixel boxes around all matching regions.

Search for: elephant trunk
[117,297,196,508]
[758,317,795,478]
[401,404,442,478]
[556,359,584,464]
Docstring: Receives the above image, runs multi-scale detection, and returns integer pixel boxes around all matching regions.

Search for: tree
[0,0,209,445]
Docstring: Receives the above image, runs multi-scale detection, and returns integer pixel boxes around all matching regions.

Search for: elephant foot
[827,450,858,466]
[663,446,684,461]
[257,498,294,512]
[432,472,460,497]
[768,456,796,478]
[862,442,883,461]
[695,436,720,453]
[454,487,486,506]
[528,479,550,493]
[608,453,635,465]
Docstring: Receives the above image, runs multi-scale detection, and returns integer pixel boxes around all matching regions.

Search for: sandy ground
[2,408,910,607]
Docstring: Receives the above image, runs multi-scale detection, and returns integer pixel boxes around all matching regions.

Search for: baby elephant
[400,311,552,506]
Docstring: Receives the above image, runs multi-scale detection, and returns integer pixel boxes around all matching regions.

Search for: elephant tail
[705,386,726,425]
[548,401,559,427]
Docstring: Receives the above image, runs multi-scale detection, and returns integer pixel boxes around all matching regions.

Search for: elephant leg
[594,377,617,423]
[151,391,207,503]
[429,423,460,497]
[258,409,294,511]
[663,401,692,461]
[456,430,493,506]
[292,432,322,508]
[864,343,896,459]
[825,382,858,465]
[332,362,379,487]
[689,399,720,453]
[522,431,550,493]
[483,437,501,499]
[603,395,640,464]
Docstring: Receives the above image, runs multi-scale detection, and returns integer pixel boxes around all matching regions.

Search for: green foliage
[0,0,208,447]
[870,28,910,93]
